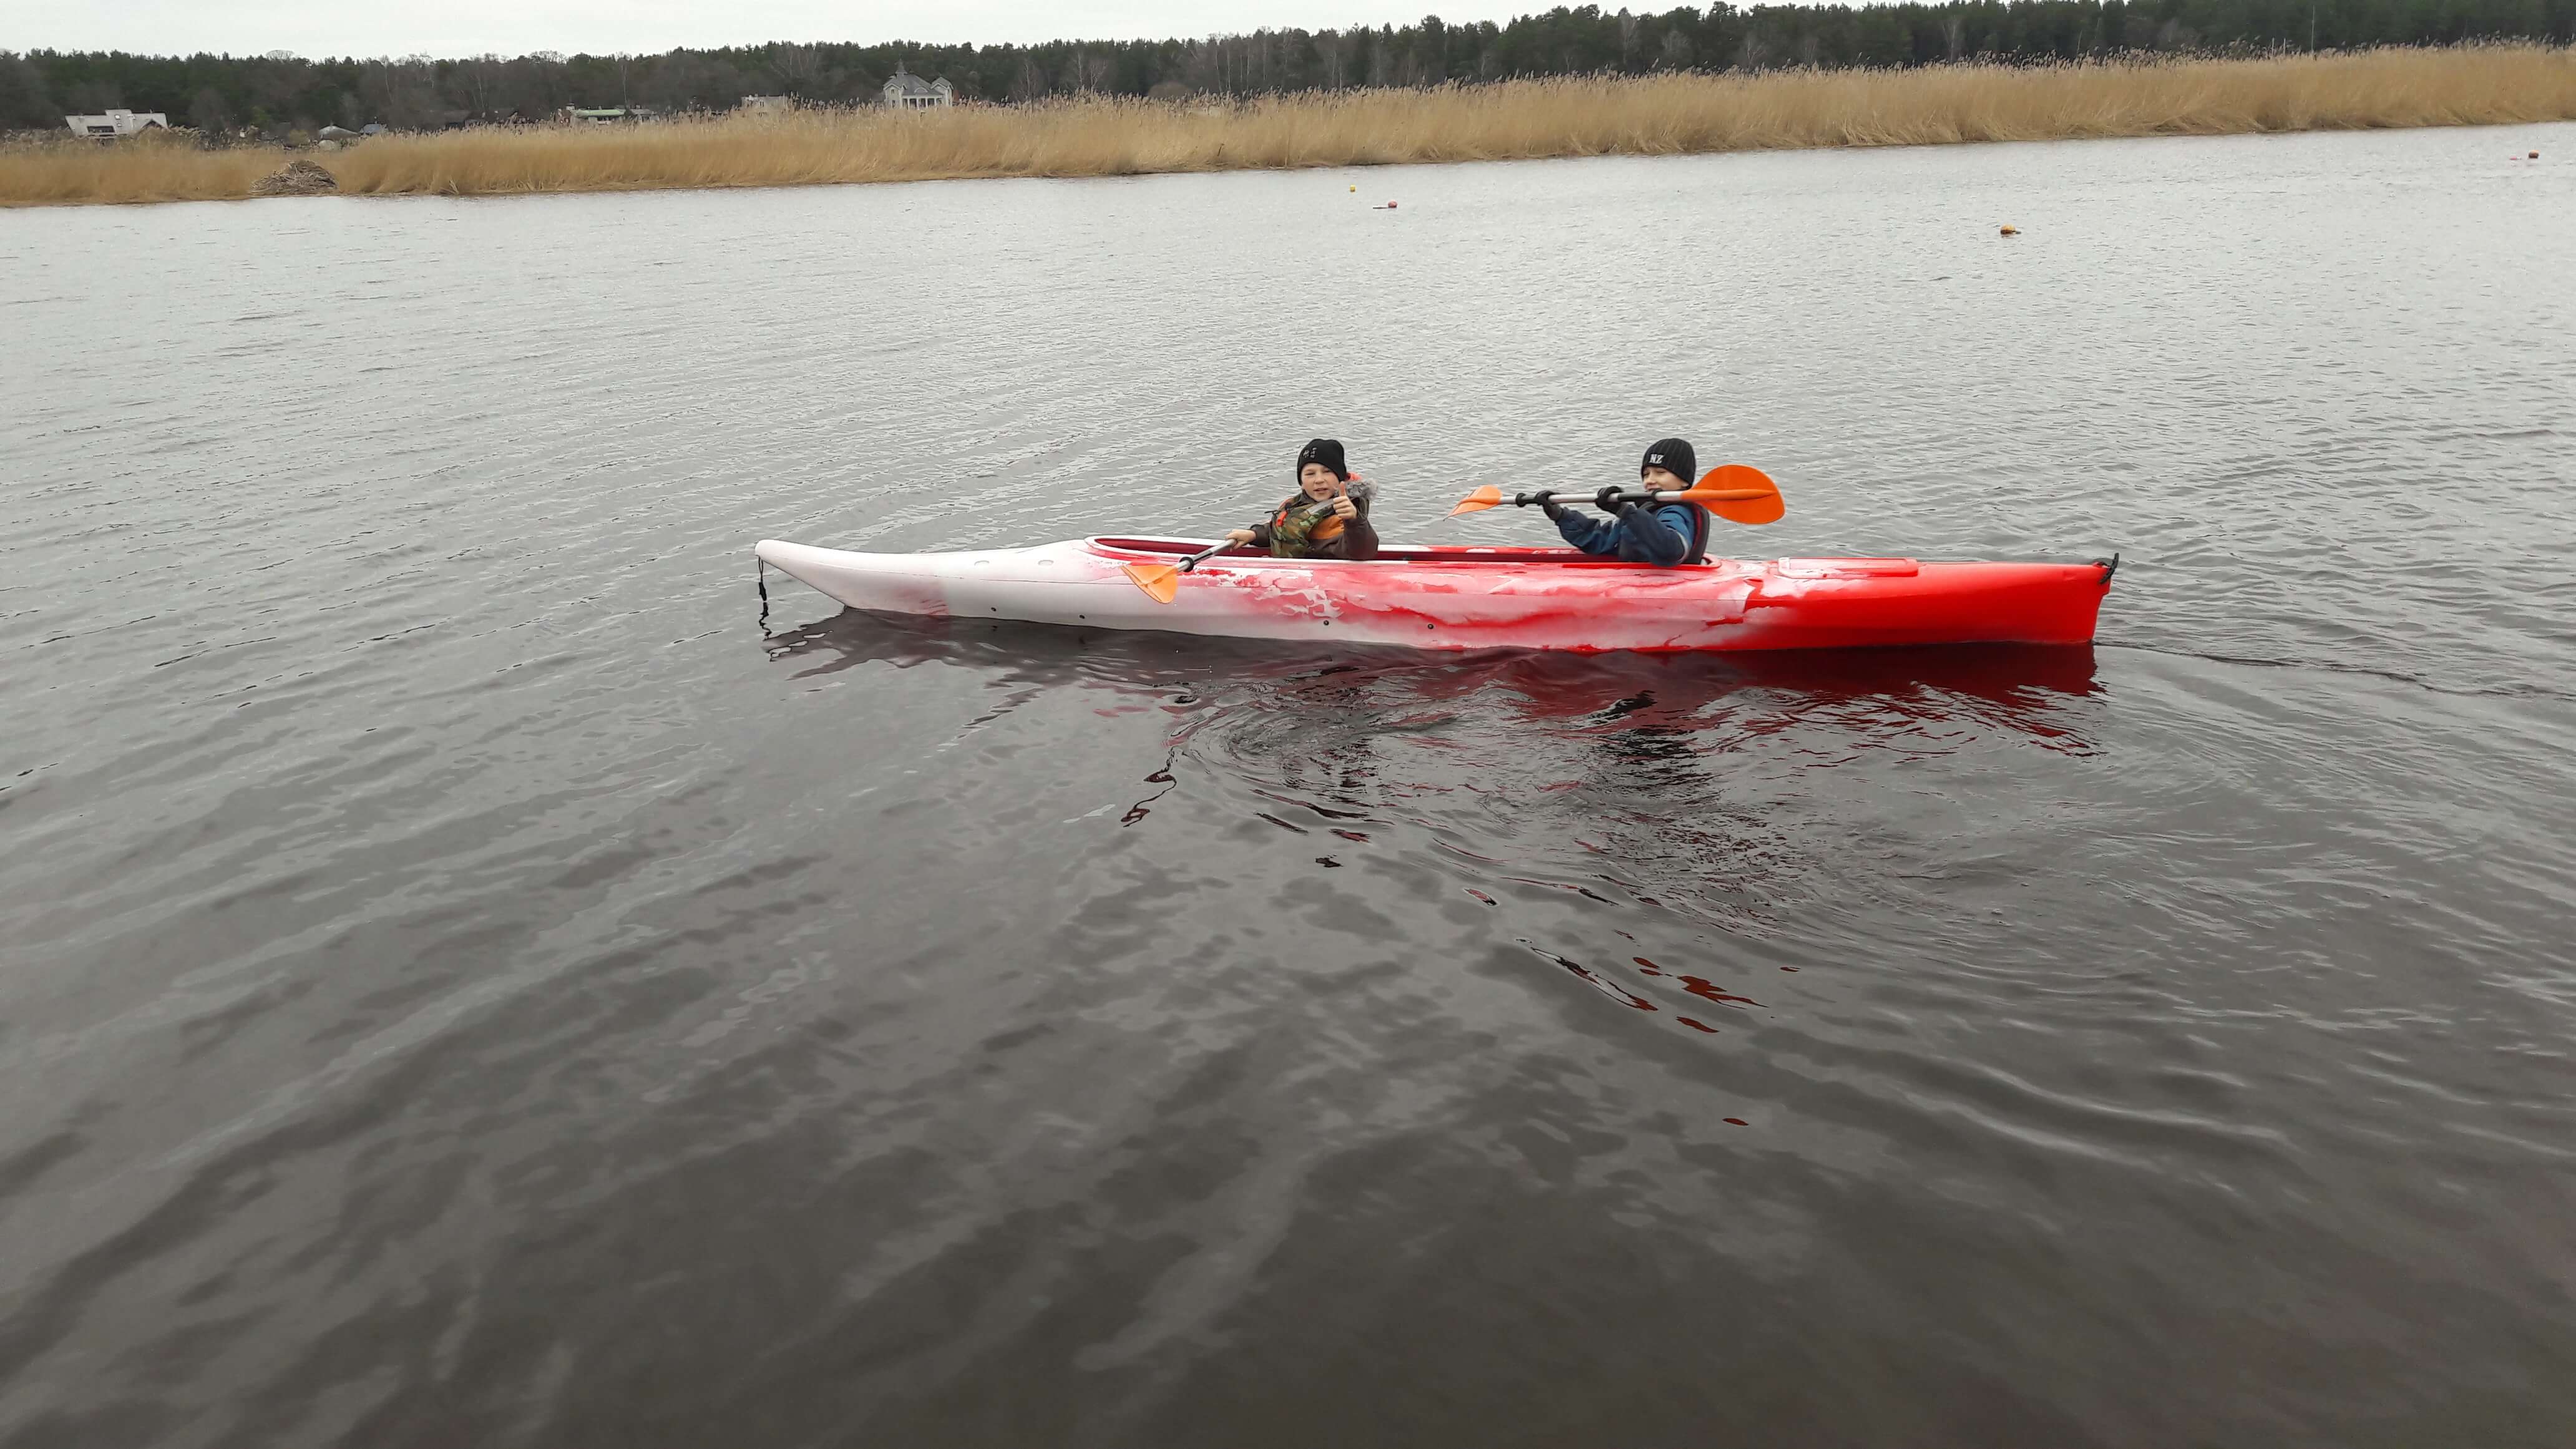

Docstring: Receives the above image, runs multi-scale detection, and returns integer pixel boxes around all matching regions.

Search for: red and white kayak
[754,535,2115,653]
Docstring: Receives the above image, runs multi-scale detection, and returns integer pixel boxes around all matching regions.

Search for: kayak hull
[754,537,2113,653]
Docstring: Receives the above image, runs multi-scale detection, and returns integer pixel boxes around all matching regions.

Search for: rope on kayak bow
[756,556,770,633]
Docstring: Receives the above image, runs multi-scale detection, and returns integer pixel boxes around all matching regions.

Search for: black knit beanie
[1297,437,1350,482]
[1641,437,1696,482]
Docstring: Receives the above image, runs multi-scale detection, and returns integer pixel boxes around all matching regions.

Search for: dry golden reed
[0,129,292,205]
[7,46,2570,207]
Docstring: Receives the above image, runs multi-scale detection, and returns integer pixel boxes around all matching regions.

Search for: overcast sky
[4,1,1565,57]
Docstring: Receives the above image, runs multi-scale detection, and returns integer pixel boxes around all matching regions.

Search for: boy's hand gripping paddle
[1128,476,1358,604]
[1446,465,1785,525]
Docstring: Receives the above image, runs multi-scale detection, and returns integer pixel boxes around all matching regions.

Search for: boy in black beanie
[1226,438,1380,561]
[1545,437,1709,567]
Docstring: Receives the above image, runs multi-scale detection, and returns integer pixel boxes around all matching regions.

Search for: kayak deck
[756,535,2114,653]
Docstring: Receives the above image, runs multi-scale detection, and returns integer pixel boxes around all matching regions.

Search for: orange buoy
[1999,225,2019,236]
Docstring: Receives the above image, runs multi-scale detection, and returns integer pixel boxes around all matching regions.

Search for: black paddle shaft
[1511,487,1681,509]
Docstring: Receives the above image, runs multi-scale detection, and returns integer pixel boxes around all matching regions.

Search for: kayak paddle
[1447,465,1785,525]
[1121,540,1233,604]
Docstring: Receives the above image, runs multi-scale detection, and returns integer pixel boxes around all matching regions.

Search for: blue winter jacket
[1553,500,1704,565]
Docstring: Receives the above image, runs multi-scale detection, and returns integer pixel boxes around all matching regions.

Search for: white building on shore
[64,109,169,138]
[882,66,954,109]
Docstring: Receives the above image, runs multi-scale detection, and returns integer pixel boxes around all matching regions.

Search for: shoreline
[5,46,2570,208]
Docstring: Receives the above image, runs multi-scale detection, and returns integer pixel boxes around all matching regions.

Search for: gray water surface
[5,123,2575,1447]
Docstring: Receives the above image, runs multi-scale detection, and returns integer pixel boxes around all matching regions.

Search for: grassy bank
[6,46,2570,207]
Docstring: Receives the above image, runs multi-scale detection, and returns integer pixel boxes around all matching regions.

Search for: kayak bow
[754,536,2114,653]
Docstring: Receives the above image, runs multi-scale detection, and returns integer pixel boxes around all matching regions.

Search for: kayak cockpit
[1085,536,1729,569]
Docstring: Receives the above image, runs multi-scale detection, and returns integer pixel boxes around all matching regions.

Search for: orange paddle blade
[1120,561,1183,604]
[1682,465,1785,525]
[1447,485,1506,517]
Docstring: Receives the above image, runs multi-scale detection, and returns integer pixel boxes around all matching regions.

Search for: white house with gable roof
[64,109,168,138]
[882,65,954,109]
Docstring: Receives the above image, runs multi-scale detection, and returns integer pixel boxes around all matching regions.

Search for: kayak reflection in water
[1224,437,1380,561]
[1543,437,1712,566]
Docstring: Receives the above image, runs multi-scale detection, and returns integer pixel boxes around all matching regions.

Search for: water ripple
[4,123,2575,1447]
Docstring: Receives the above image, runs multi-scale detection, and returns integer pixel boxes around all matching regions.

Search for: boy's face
[1299,464,1344,500]
[1639,465,1687,492]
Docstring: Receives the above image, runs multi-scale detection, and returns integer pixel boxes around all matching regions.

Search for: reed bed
[7,46,2570,207]
[0,130,293,205]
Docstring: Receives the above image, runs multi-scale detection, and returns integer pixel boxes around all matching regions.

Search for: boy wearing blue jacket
[1544,437,1710,566]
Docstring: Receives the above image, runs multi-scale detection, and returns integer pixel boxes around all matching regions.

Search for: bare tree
[1181,39,1221,95]
[1012,53,1050,100]
[454,54,495,115]
[761,43,820,96]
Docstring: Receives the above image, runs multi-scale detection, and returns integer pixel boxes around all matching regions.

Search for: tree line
[5,0,2569,136]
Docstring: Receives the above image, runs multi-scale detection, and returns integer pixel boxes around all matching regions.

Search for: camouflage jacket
[1246,477,1380,561]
